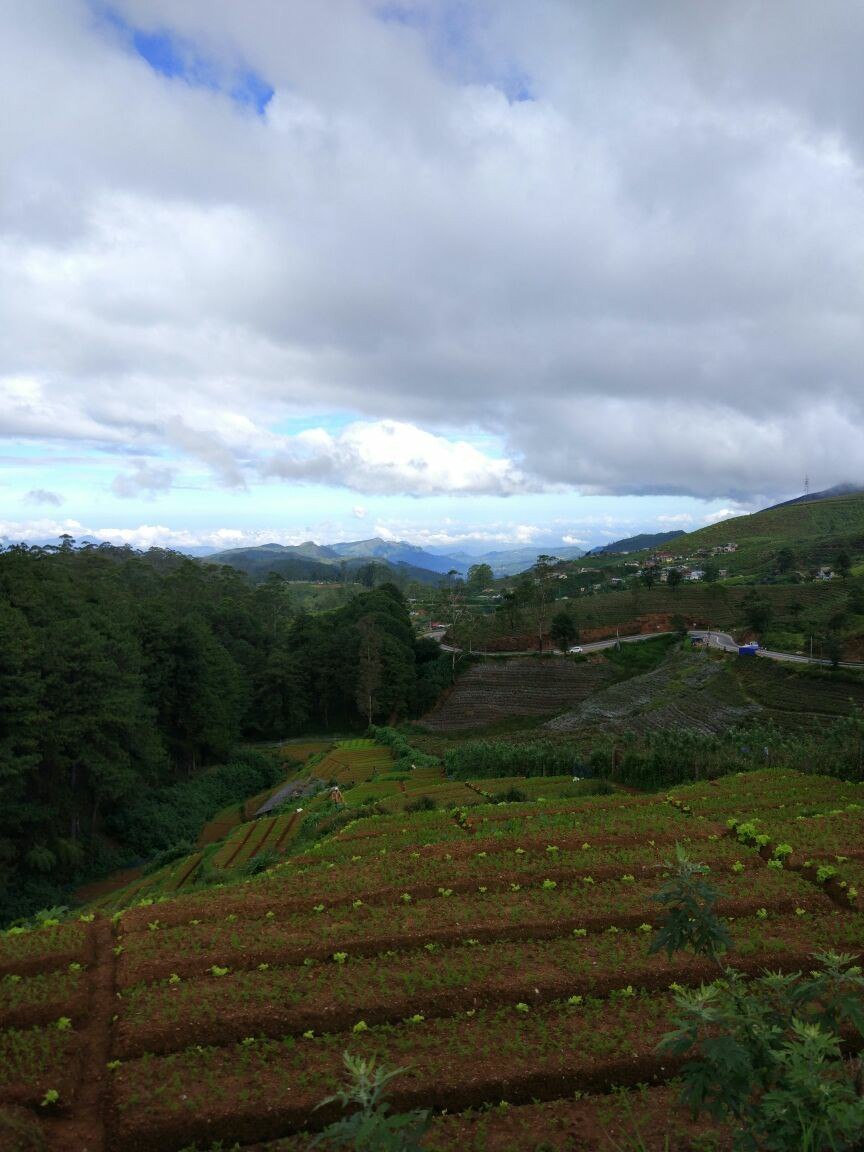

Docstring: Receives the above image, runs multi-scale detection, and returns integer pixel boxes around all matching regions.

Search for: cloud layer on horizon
[2,1,864,503]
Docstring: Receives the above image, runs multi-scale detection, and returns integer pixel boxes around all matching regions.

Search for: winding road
[427,628,864,669]
[689,630,864,670]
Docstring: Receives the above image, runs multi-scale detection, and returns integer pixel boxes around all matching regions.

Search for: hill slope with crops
[3,761,864,1152]
[419,658,616,731]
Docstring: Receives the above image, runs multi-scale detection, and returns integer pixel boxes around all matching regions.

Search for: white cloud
[264,420,529,496]
[0,518,555,553]
[702,507,746,526]
[0,518,85,543]
[561,534,590,546]
[352,505,367,518]
[369,521,543,549]
[2,1,864,503]
[656,514,694,525]
[111,460,176,499]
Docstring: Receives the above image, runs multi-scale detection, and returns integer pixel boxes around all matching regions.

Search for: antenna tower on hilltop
[803,474,810,496]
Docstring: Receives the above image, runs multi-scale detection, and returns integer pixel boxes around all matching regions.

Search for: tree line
[0,540,447,918]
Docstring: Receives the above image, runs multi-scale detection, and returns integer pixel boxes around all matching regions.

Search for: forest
[0,540,449,920]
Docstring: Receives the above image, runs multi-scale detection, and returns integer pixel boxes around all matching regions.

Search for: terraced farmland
[3,767,863,1150]
[420,658,615,731]
[546,649,762,736]
[733,658,864,725]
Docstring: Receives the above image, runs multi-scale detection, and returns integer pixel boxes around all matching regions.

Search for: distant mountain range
[201,539,454,585]
[586,530,685,556]
[200,536,592,583]
[442,545,587,577]
[327,538,467,575]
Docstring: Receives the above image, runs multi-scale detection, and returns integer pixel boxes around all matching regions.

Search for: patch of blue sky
[375,1,534,103]
[271,413,356,437]
[0,442,84,461]
[93,3,273,114]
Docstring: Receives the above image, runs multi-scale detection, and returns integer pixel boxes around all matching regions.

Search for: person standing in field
[330,785,344,807]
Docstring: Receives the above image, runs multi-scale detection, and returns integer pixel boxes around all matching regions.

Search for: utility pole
[809,634,813,662]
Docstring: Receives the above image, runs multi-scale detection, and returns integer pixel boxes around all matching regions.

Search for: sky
[2,1,864,555]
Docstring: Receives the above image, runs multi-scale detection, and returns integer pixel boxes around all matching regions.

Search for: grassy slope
[657,492,864,576]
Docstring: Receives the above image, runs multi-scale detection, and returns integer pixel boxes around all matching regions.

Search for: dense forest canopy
[0,540,448,920]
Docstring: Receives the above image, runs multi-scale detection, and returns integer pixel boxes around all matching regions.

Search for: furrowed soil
[4,766,863,1151]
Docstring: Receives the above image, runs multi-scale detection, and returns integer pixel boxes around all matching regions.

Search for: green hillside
[588,530,685,556]
[673,492,864,574]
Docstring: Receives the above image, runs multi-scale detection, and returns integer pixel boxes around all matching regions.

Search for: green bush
[368,726,440,773]
[443,739,584,780]
[649,845,731,962]
[661,955,864,1151]
[143,840,197,875]
[404,795,437,813]
[492,787,528,803]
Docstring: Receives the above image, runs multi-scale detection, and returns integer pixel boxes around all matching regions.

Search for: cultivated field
[546,650,761,736]
[2,768,863,1150]
[420,658,615,731]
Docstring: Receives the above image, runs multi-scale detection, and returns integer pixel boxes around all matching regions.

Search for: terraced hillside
[733,658,864,728]
[2,769,863,1150]
[420,658,615,731]
[546,650,761,736]
[544,646,864,737]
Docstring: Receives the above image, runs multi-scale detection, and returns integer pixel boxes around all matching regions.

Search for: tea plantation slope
[3,770,863,1151]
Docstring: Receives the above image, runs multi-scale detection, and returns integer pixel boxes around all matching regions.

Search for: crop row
[118,836,756,934]
[324,798,714,855]
[114,909,859,1059]
[0,1023,80,1107]
[0,967,86,1030]
[329,789,653,839]
[110,993,677,1151]
[117,833,758,933]
[115,867,826,987]
[210,810,303,872]
[733,808,864,862]
[0,921,91,979]
[670,769,864,818]
[736,660,864,715]
[420,659,612,731]
[114,801,719,932]
[279,740,332,762]
[242,1083,729,1152]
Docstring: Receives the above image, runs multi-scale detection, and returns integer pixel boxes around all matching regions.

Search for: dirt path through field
[45,917,117,1152]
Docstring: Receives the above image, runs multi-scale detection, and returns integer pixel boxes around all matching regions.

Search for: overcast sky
[2,1,863,553]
